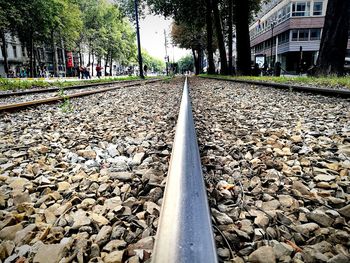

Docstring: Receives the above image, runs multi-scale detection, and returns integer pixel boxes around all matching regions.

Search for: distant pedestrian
[96,65,102,78]
[85,66,91,79]
[143,65,148,76]
[79,66,84,79]
[263,62,268,75]
[253,63,261,76]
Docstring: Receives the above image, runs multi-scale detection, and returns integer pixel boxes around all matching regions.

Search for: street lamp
[134,0,144,79]
[270,20,277,68]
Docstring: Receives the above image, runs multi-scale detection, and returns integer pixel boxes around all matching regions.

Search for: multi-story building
[0,34,28,77]
[0,33,67,77]
[249,0,350,73]
[0,34,130,78]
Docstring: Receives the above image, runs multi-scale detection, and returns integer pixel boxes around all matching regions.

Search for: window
[277,4,292,21]
[12,45,17,58]
[277,9,283,22]
[290,29,320,41]
[292,30,299,41]
[292,2,311,16]
[285,3,291,17]
[310,29,321,40]
[21,46,26,57]
[313,2,323,16]
[298,29,309,41]
[278,30,290,44]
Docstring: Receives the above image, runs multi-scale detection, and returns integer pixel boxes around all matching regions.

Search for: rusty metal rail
[0,79,160,112]
[0,79,152,98]
[152,77,218,263]
[200,76,350,98]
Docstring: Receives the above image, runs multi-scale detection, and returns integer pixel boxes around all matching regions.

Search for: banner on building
[67,52,73,68]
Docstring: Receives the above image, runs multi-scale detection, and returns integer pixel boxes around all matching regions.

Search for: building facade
[0,34,28,77]
[0,34,131,78]
[249,0,350,73]
[0,33,67,78]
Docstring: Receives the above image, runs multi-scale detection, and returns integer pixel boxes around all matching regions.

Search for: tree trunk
[51,31,59,77]
[316,0,350,76]
[104,51,109,76]
[29,37,34,78]
[235,0,252,75]
[88,48,91,66]
[91,50,95,77]
[61,40,66,77]
[205,0,215,74]
[78,44,83,66]
[37,46,41,64]
[212,0,228,75]
[33,46,37,77]
[109,54,113,76]
[198,48,203,74]
[0,31,9,77]
[228,0,234,75]
[192,49,200,75]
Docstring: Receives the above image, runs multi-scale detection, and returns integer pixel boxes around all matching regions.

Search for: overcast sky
[139,14,190,62]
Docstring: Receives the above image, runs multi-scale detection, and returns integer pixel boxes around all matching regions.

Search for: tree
[142,50,165,73]
[74,0,137,76]
[146,0,210,74]
[5,0,83,77]
[0,1,20,76]
[177,55,194,73]
[205,0,215,74]
[316,0,350,76]
[234,0,252,75]
[212,0,228,75]
[12,0,52,77]
[171,22,206,75]
[227,0,234,75]
[47,0,82,76]
[99,4,137,75]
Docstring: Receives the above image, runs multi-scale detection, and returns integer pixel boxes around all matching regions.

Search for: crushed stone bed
[0,77,349,263]
[0,81,145,106]
[0,79,182,263]
[190,78,350,263]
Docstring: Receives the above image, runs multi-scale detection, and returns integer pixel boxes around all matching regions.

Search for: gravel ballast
[190,78,350,263]
[0,77,349,263]
[0,79,181,263]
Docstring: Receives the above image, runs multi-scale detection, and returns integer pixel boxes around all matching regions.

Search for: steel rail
[152,77,218,263]
[200,76,350,98]
[0,78,154,98]
[0,79,160,112]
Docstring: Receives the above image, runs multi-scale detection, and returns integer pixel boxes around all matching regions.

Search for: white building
[249,0,350,73]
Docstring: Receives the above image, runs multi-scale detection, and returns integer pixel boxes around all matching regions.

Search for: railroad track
[0,77,349,262]
[0,79,161,112]
[0,78,149,98]
[200,76,350,98]
[152,77,218,263]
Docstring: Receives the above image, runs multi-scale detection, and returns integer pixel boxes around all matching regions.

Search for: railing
[152,77,218,263]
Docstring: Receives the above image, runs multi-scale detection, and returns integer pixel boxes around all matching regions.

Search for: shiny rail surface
[152,77,218,263]
[0,79,160,112]
[200,76,350,98]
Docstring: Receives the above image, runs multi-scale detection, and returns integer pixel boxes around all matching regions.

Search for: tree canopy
[177,55,194,73]
[0,0,139,76]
